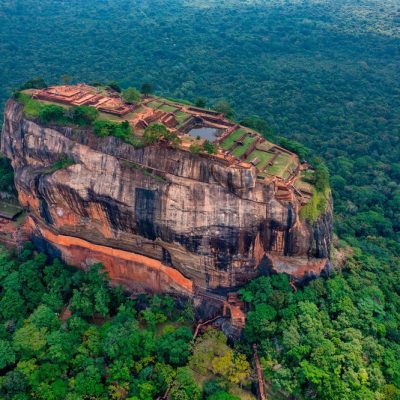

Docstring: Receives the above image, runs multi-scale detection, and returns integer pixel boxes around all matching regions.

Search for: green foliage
[189,329,250,387]
[207,391,240,400]
[46,154,74,173]
[278,137,309,160]
[19,78,47,90]
[194,97,207,108]
[38,104,65,123]
[107,81,122,93]
[214,100,234,118]
[15,93,100,128]
[0,155,17,196]
[240,116,274,140]
[300,158,330,222]
[143,123,180,147]
[353,210,394,237]
[164,97,193,106]
[300,187,329,223]
[69,263,110,317]
[164,130,181,147]
[15,92,62,123]
[1,3,400,399]
[60,74,72,85]
[0,339,15,369]
[140,82,153,96]
[312,158,330,192]
[185,137,218,155]
[13,323,47,356]
[3,0,398,252]
[211,350,250,385]
[143,123,168,144]
[203,140,217,154]
[0,246,200,399]
[169,367,201,400]
[189,142,202,154]
[243,303,277,343]
[156,327,193,366]
[240,269,400,400]
[122,87,141,103]
[14,92,43,118]
[202,380,226,398]
[68,105,99,126]
[93,119,135,143]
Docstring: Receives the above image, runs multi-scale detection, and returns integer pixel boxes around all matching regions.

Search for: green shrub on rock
[68,105,99,126]
[38,104,65,124]
[143,123,181,147]
[93,119,132,140]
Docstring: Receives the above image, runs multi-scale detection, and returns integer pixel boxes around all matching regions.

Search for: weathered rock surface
[1,99,333,296]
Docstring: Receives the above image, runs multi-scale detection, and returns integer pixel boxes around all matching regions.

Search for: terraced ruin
[3,83,332,324]
[28,84,314,206]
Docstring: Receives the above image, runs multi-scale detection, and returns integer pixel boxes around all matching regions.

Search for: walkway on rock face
[253,344,267,400]
[195,287,226,303]
[193,315,223,339]
[194,288,246,329]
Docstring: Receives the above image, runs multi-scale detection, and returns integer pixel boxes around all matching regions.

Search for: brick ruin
[33,84,134,116]
[27,84,314,205]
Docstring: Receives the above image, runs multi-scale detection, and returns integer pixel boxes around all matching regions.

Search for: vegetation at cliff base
[239,262,400,399]
[0,245,250,400]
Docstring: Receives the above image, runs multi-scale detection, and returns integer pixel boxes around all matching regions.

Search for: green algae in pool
[188,126,221,141]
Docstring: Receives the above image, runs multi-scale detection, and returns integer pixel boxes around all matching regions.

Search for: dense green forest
[0,0,399,398]
[0,245,252,400]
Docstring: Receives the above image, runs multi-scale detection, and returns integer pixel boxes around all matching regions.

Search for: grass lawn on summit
[246,149,275,170]
[98,111,127,121]
[281,158,298,179]
[159,104,178,113]
[146,100,163,109]
[220,128,247,150]
[232,134,257,158]
[265,152,292,178]
[255,141,274,152]
[175,110,190,125]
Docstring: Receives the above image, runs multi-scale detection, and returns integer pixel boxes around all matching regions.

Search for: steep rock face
[2,99,332,296]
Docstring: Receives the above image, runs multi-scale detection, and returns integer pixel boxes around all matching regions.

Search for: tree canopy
[0,246,248,399]
[122,87,141,104]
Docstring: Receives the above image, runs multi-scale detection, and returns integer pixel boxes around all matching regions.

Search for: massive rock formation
[1,99,332,297]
